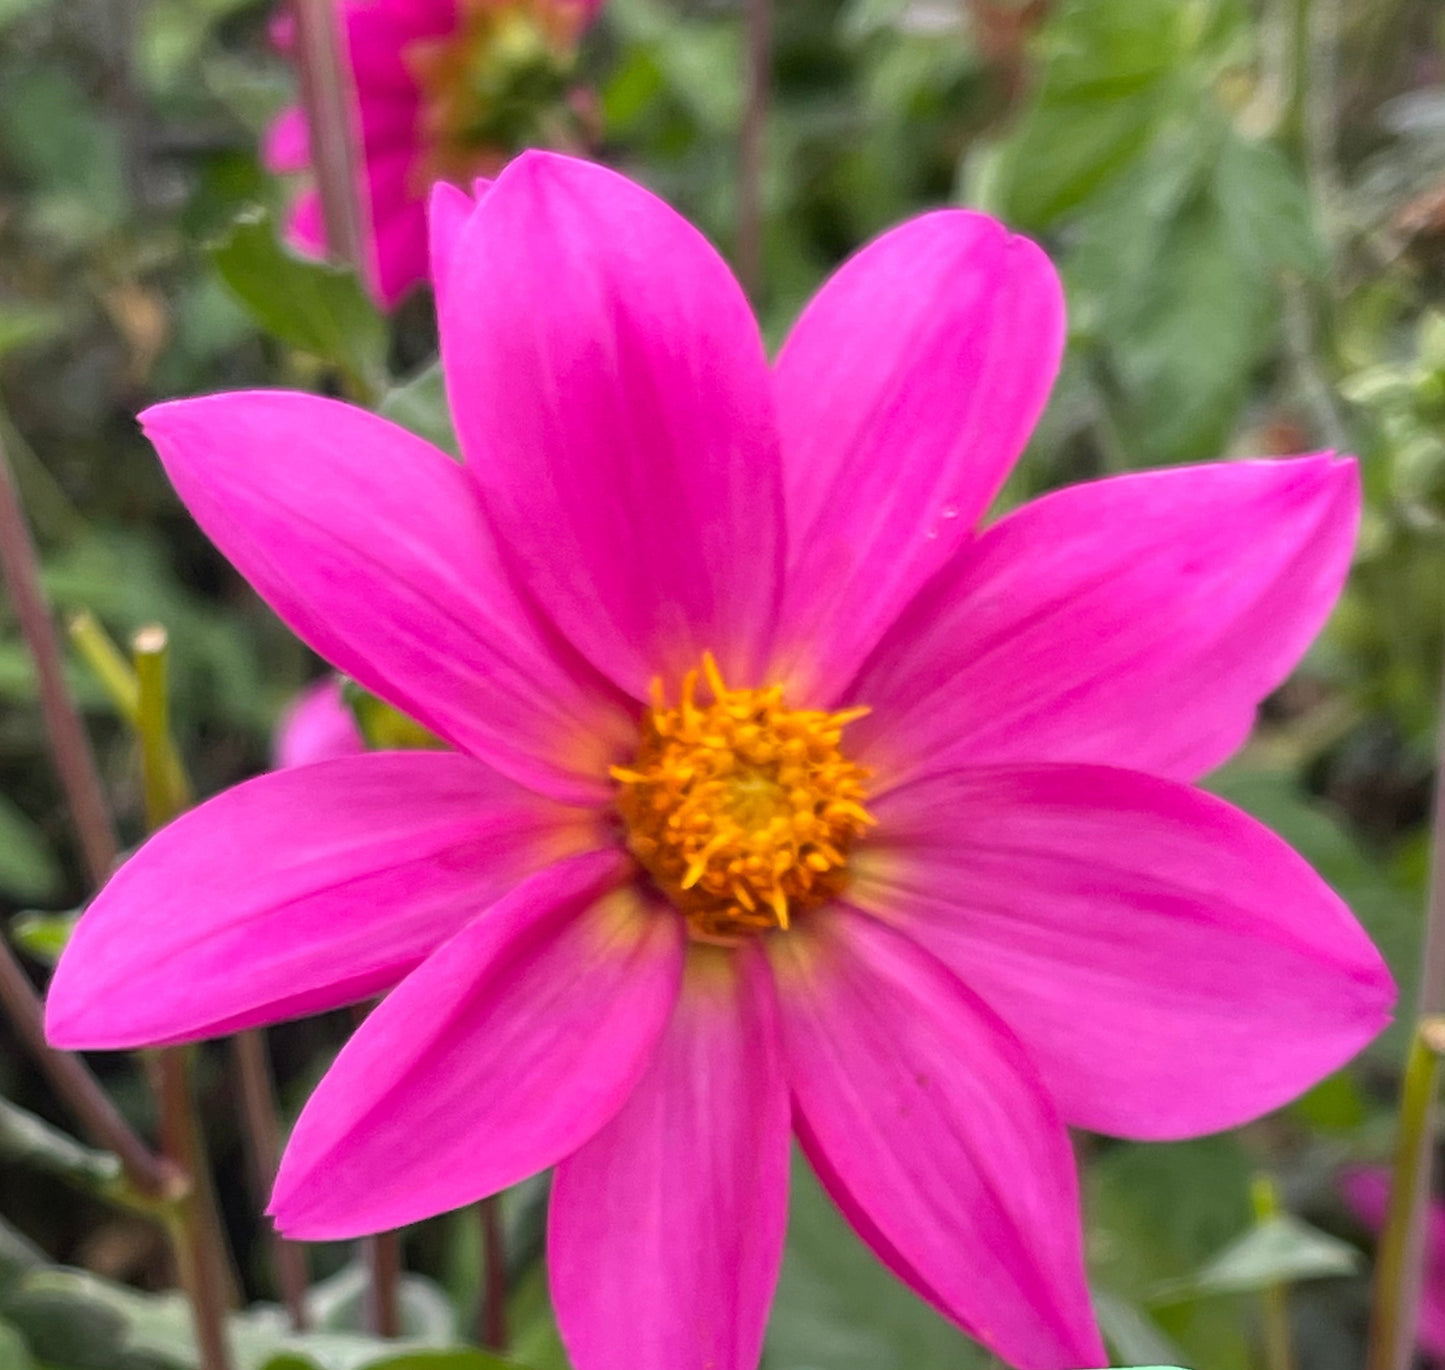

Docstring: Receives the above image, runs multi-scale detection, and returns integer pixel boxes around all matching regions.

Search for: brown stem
[363,1233,402,1338]
[152,1051,235,1370]
[479,1196,508,1351]
[736,0,772,299]
[0,431,117,886]
[291,0,367,272]
[0,939,169,1197]
[232,1031,310,1330]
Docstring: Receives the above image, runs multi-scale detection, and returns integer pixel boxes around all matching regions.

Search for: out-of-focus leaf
[1215,134,1326,278]
[1151,1214,1360,1304]
[1088,1137,1255,1370]
[378,363,459,458]
[1093,1291,1188,1368]
[0,67,127,241]
[0,794,61,902]
[0,1318,34,1370]
[0,0,44,28]
[355,1352,520,1370]
[0,1097,137,1209]
[11,909,77,963]
[306,1262,458,1344]
[992,0,1187,227]
[208,209,387,396]
[763,1150,991,1369]
[0,303,64,359]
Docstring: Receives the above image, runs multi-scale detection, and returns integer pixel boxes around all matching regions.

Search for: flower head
[48,154,1394,1370]
[272,677,363,769]
[265,0,602,305]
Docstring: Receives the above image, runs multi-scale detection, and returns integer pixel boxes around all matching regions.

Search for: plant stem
[478,1196,508,1351]
[736,0,771,299]
[364,1233,402,1338]
[1251,1175,1296,1370]
[0,431,117,885]
[291,0,367,273]
[134,628,237,1370]
[0,938,170,1197]
[233,1030,310,1330]
[1366,1015,1445,1370]
[153,1051,235,1370]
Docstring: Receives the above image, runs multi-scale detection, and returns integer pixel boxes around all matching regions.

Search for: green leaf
[356,1353,519,1370]
[378,363,459,458]
[0,794,62,902]
[11,909,77,964]
[305,1262,457,1344]
[1214,134,1326,278]
[763,1151,991,1369]
[991,0,1188,227]
[0,1318,34,1370]
[1151,1214,1360,1304]
[208,209,387,397]
[0,302,64,360]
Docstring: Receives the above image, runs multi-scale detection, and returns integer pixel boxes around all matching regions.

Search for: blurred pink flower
[272,677,363,769]
[266,0,602,305]
[48,155,1394,1370]
[1343,1167,1445,1360]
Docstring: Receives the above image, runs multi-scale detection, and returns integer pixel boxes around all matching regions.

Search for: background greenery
[0,0,1443,1366]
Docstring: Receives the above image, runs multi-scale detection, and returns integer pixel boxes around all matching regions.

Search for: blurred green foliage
[0,0,1443,1367]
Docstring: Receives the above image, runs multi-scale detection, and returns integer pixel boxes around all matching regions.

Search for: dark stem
[0,432,118,886]
[0,939,169,1197]
[479,1196,509,1351]
[291,0,367,272]
[233,1031,310,1330]
[363,1233,402,1338]
[152,1050,236,1370]
[736,0,772,298]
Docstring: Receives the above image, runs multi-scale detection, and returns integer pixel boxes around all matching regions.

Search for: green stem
[1251,1175,1296,1370]
[134,630,235,1370]
[1366,1015,1445,1370]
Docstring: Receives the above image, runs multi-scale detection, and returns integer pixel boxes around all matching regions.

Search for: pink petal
[770,211,1064,700]
[850,455,1360,787]
[441,151,785,697]
[45,753,596,1049]
[140,391,635,802]
[284,191,327,256]
[856,764,1395,1139]
[427,178,493,309]
[272,678,363,769]
[271,853,682,1238]
[263,106,309,173]
[549,944,789,1370]
[770,908,1104,1370]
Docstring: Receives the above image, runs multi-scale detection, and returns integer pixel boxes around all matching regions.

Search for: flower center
[612,654,875,945]
[407,0,589,185]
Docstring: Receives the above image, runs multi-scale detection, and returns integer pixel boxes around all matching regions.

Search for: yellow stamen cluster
[612,654,875,944]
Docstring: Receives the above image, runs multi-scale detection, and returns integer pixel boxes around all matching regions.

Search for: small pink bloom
[266,0,603,306]
[1343,1168,1445,1360]
[48,155,1394,1370]
[272,677,363,769]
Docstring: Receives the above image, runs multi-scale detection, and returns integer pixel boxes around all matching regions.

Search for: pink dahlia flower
[265,0,603,306]
[272,677,363,768]
[48,154,1393,1370]
[1343,1167,1445,1360]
